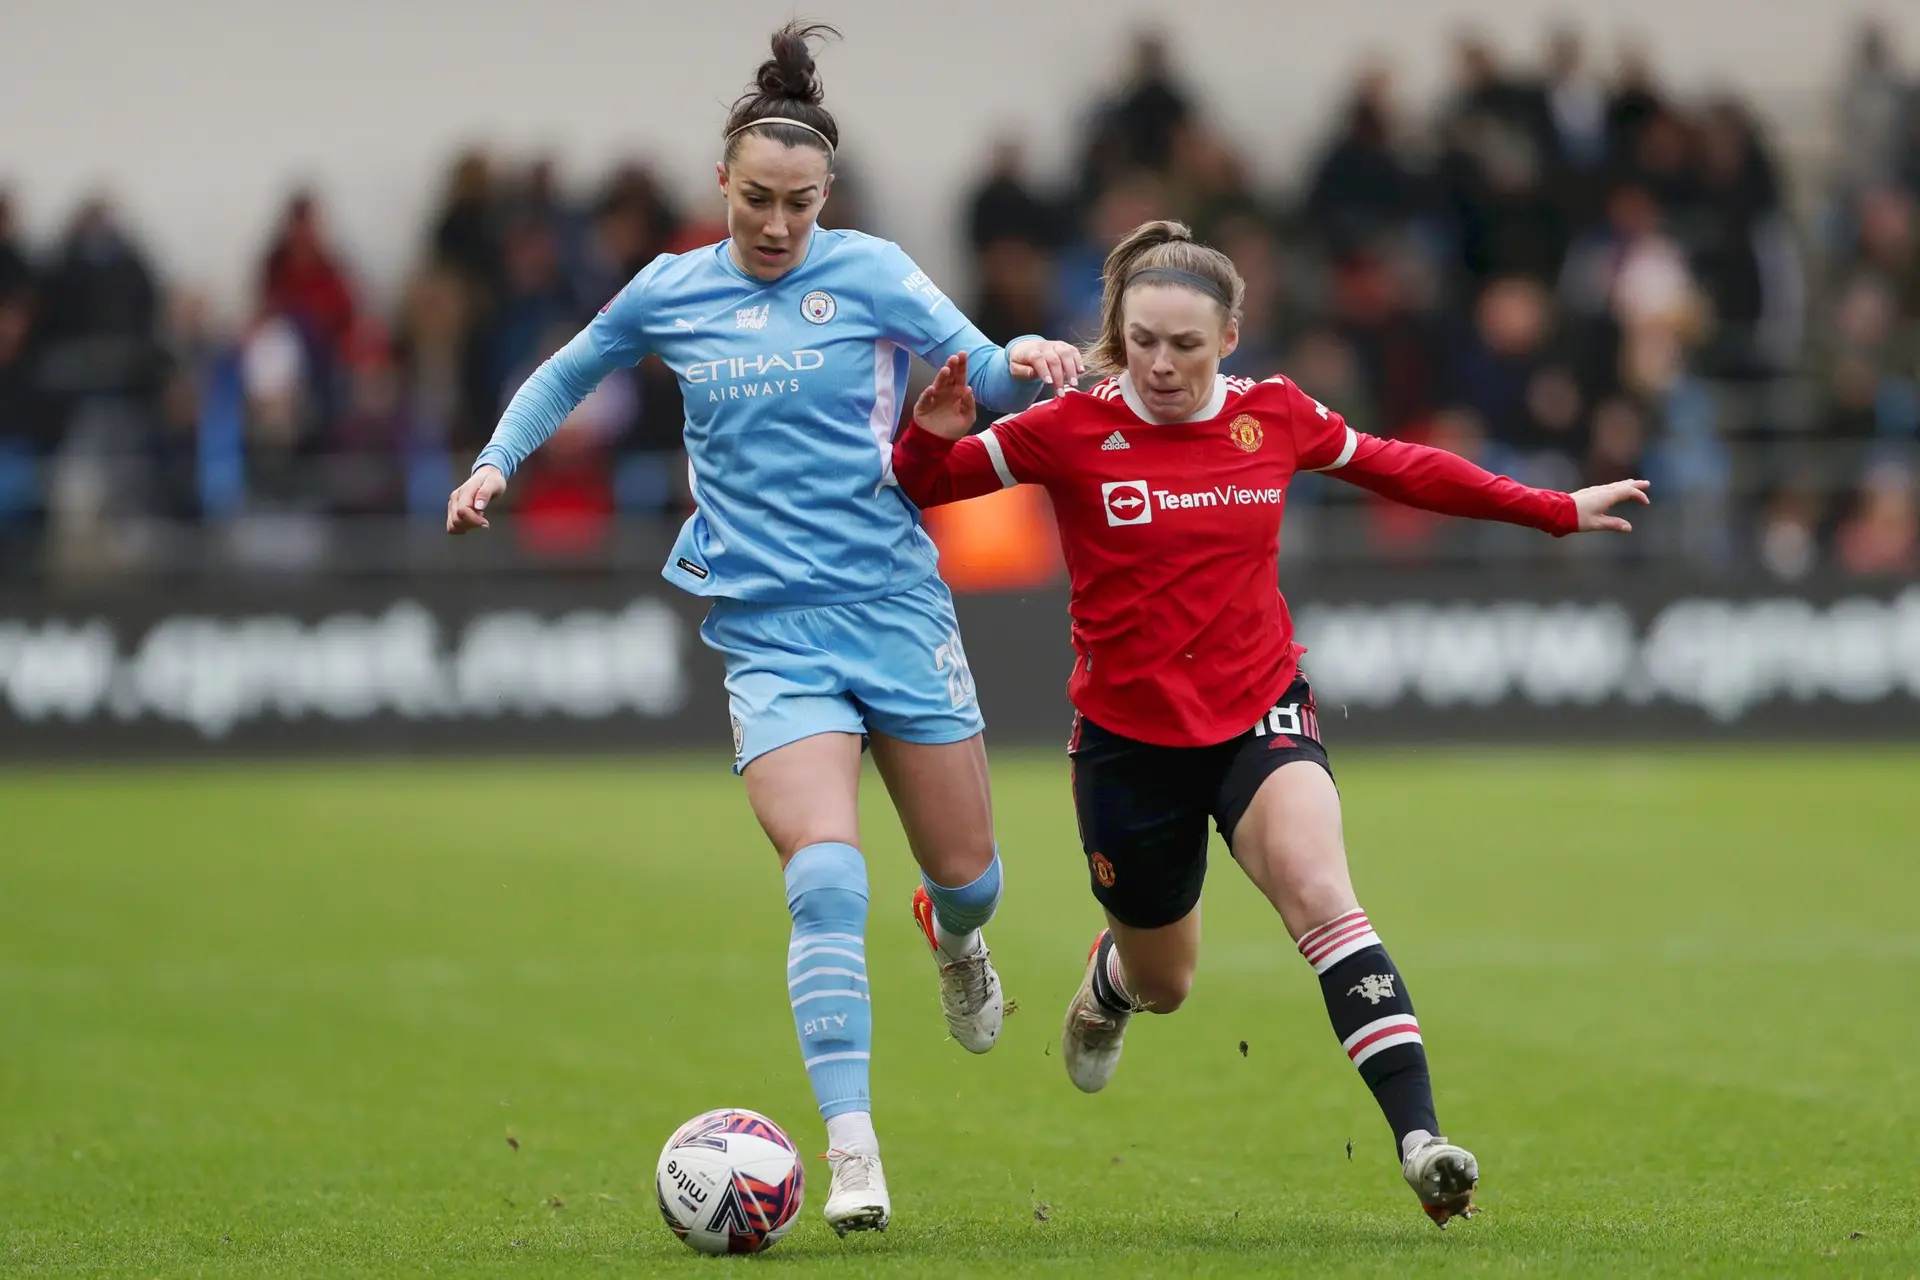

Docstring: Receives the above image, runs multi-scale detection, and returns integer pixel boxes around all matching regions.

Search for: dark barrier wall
[1,573,1916,757]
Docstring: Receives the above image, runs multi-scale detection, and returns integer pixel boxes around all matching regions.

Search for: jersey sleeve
[891,398,1060,509]
[471,257,667,478]
[869,239,973,356]
[582,253,669,366]
[1334,434,1579,534]
[1275,376,1361,473]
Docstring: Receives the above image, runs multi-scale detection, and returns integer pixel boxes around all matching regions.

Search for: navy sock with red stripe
[1297,908,1438,1157]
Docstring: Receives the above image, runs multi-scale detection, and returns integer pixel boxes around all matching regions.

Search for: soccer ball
[655,1108,805,1255]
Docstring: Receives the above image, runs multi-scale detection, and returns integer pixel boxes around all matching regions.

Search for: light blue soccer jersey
[475,229,1042,604]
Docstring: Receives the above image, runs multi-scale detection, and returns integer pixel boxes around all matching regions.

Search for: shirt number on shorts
[1251,701,1317,740]
[933,629,976,711]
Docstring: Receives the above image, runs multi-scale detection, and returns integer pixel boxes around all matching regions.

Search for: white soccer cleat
[1061,931,1134,1093]
[822,1148,890,1235]
[911,886,1003,1054]
[1401,1130,1479,1228]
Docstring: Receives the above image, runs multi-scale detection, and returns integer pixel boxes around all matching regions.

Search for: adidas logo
[1100,431,1130,451]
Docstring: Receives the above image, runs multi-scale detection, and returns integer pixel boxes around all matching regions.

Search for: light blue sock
[920,847,1003,936]
[784,842,872,1121]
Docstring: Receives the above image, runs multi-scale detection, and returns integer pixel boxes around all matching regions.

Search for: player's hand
[911,353,977,441]
[447,465,507,534]
[1007,337,1083,390]
[1569,478,1650,533]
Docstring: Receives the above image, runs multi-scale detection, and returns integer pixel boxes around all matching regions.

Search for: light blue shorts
[700,574,985,773]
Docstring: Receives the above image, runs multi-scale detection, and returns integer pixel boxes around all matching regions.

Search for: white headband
[725,116,835,156]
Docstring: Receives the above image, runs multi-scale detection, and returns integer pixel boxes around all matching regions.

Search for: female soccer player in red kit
[893,220,1650,1228]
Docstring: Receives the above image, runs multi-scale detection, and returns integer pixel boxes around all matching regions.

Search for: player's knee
[1256,839,1354,927]
[1289,875,1358,932]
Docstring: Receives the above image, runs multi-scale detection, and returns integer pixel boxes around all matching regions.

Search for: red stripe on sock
[1304,921,1375,964]
[1297,910,1366,952]
[1346,1021,1420,1060]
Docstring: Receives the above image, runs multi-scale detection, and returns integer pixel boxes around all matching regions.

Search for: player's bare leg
[1062,906,1201,1092]
[744,733,890,1233]
[1232,760,1478,1227]
[870,732,1005,1054]
[745,732,863,871]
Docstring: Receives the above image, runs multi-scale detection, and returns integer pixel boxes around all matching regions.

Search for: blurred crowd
[2,22,1918,580]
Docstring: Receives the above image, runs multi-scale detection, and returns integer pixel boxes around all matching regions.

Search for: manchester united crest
[1090,853,1116,888]
[1229,414,1264,452]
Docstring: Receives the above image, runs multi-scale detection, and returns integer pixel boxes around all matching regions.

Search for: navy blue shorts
[1067,675,1332,929]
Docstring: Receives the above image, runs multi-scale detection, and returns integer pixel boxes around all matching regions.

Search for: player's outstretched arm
[1331,434,1648,536]
[451,261,659,536]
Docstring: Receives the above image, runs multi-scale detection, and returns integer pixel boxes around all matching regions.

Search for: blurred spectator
[1166,121,1259,242]
[1543,28,1609,176]
[1304,64,1422,259]
[327,323,411,516]
[1054,172,1168,344]
[432,149,502,296]
[1445,276,1583,483]
[1109,29,1193,174]
[1286,325,1377,440]
[1074,28,1193,210]
[1327,247,1442,435]
[1850,186,1920,332]
[1437,34,1564,287]
[513,408,617,558]
[478,218,576,417]
[967,140,1060,253]
[1822,213,1917,443]
[146,291,209,524]
[1684,98,1801,380]
[36,198,161,405]
[260,190,357,363]
[813,160,871,234]
[1215,213,1290,379]
[573,180,658,317]
[0,288,47,534]
[1561,183,1706,399]
[1757,487,1822,580]
[1834,23,1915,205]
[972,239,1056,349]
[238,315,320,508]
[0,191,31,300]
[1605,40,1667,172]
[1837,460,1919,573]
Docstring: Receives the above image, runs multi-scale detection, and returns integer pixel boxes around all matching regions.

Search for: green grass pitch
[2,749,1916,1277]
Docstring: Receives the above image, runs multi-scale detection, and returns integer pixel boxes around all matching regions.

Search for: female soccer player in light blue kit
[446,23,1082,1235]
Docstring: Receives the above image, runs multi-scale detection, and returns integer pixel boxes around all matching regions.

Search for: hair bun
[756,21,835,104]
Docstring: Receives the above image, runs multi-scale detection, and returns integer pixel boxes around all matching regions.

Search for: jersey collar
[1118,372,1229,425]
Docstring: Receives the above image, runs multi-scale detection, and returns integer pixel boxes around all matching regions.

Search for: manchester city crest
[801,290,837,324]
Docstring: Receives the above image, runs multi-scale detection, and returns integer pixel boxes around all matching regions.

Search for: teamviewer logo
[1103,480,1152,526]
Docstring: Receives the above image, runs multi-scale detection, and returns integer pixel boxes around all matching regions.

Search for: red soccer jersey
[894,373,1577,748]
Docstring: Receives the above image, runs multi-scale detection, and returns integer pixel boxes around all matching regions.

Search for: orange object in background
[920,482,1063,592]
